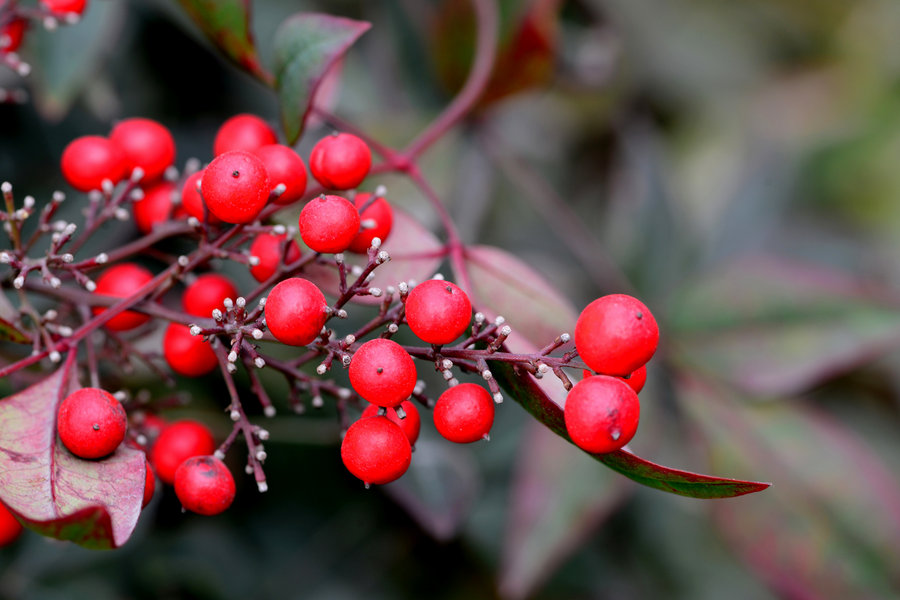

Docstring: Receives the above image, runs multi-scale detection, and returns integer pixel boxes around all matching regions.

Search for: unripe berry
[142,461,156,508]
[574,294,658,377]
[150,420,216,485]
[92,263,154,331]
[248,232,302,282]
[433,383,494,443]
[109,118,175,183]
[405,279,472,345]
[309,133,371,190]
[341,416,411,485]
[201,151,270,224]
[182,273,238,318]
[298,194,361,254]
[60,136,127,192]
[252,144,307,205]
[214,114,277,156]
[174,456,236,516]
[264,278,328,346]
[348,338,417,408]
[348,192,393,253]
[132,181,174,234]
[163,323,217,377]
[361,400,421,446]
[564,375,640,454]
[0,504,22,547]
[41,0,87,16]
[57,387,127,459]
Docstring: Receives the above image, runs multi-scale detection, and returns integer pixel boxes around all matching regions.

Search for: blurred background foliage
[3,0,900,598]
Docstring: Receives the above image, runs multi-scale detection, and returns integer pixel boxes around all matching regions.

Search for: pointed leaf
[670,256,900,396]
[175,0,270,83]
[0,316,30,344]
[0,357,146,549]
[681,376,900,599]
[273,13,371,144]
[303,207,445,305]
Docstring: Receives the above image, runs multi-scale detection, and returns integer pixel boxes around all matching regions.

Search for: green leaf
[175,0,270,83]
[0,356,146,549]
[680,376,900,598]
[670,256,900,396]
[272,13,371,144]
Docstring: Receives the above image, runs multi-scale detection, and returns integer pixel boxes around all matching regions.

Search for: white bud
[341,354,351,366]
[369,287,382,297]
[448,378,459,386]
[130,167,145,182]
[251,328,263,340]
[17,62,30,77]
[336,309,347,319]
[258,428,270,441]
[189,325,202,336]
[258,297,266,307]
[255,450,267,462]
[227,362,237,373]
[114,208,129,221]
[501,325,512,336]
[442,369,453,380]
[49,277,61,288]
[474,312,485,324]
[113,391,128,401]
[64,12,80,25]
[494,316,506,326]
[95,252,109,264]
[442,359,453,370]
[344,334,356,345]
[63,223,77,236]
[413,380,425,395]
[0,252,9,264]
[273,183,286,196]
[272,224,286,235]
[316,364,327,375]
[245,464,254,474]
[398,282,409,294]
[361,219,377,230]
[537,363,550,374]
[49,350,61,363]
[212,308,223,320]
[364,272,375,283]
[129,188,144,201]
[85,280,96,292]
[57,326,73,336]
[13,276,24,289]
[214,450,226,460]
[135,434,148,446]
[230,410,240,421]
[376,250,390,264]
[101,179,114,194]
[254,357,265,369]
[560,333,571,342]
[42,15,58,29]
[44,309,58,320]
[23,195,34,210]
[248,255,260,266]
[228,351,238,362]
[187,217,200,227]
[14,209,27,220]
[387,323,399,333]
[0,182,10,193]
[223,297,234,310]
[338,388,352,400]
[374,185,387,197]
[263,407,275,418]
[493,392,504,404]
[334,253,344,264]
[61,253,74,263]
[88,190,103,203]
[257,481,268,493]
[433,273,445,281]
[185,157,201,173]
[312,395,324,408]
[177,255,189,267]
[164,165,179,181]
[52,191,65,203]
[370,237,382,249]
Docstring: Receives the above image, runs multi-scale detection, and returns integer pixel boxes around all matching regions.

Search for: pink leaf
[0,356,146,549]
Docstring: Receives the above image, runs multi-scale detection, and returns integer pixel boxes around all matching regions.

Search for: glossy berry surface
[348,338,417,408]
[253,144,307,205]
[348,193,393,254]
[92,263,154,331]
[361,400,421,446]
[182,273,238,318]
[163,323,217,377]
[582,363,647,395]
[309,133,372,190]
[213,114,277,156]
[60,136,127,192]
[298,194,361,254]
[174,456,236,516]
[341,416,411,485]
[142,461,156,508]
[150,420,216,485]
[132,181,174,234]
[564,375,640,454]
[57,388,127,459]
[248,232,302,282]
[0,503,22,547]
[179,170,218,224]
[109,117,175,183]
[405,279,472,345]
[41,0,87,15]
[264,278,327,346]
[1,18,26,54]
[574,294,659,377]
[433,383,495,444]
[201,151,270,224]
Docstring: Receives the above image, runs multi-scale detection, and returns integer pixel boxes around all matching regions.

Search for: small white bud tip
[177,255,189,267]
[227,351,238,363]
[370,287,382,297]
[272,224,286,235]
[85,281,96,292]
[130,167,145,182]
[49,351,61,363]
[493,393,503,404]
[212,308,223,320]
[17,62,31,77]
[0,182,11,193]
[482,370,493,380]
[223,297,234,310]
[226,363,237,373]
[101,179,114,194]
[255,450,267,462]
[387,323,399,333]
[263,407,275,418]
[95,252,109,264]
[254,357,265,369]
[236,297,246,308]
[258,428,270,440]
[375,185,387,197]
[13,276,24,289]
[273,183,286,195]
[248,255,260,266]
[316,364,327,375]
[251,328,263,340]
[257,481,268,493]
[501,325,512,336]
[189,325,202,336]
[560,333,571,342]
[230,410,240,421]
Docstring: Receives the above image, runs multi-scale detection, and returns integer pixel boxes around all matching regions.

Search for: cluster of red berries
[566,294,659,454]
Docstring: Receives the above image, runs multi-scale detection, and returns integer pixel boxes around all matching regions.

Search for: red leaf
[0,316,30,344]
[0,356,146,549]
[303,207,445,305]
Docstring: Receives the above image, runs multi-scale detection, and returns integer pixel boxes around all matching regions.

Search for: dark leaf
[0,356,146,549]
[272,13,371,144]
[680,376,900,598]
[175,0,270,83]
[670,256,900,396]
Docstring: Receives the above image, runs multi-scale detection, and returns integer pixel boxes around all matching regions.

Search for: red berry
[201,151,270,224]
[163,323,217,377]
[92,263,154,331]
[309,133,371,190]
[1,18,26,54]
[574,294,659,377]
[179,170,219,224]
[213,114,277,156]
[582,364,648,394]
[57,387,127,459]
[248,232,302,283]
[361,400,421,446]
[564,375,640,454]
[109,118,175,183]
[348,193,393,254]
[182,273,238,318]
[341,416,411,485]
[433,383,494,444]
[60,136,127,192]
[298,194,361,254]
[264,278,328,346]
[348,338,417,408]
[0,503,22,547]
[174,456,235,516]
[150,420,216,485]
[142,461,156,508]
[132,181,175,234]
[405,279,472,345]
[252,144,307,205]
[41,0,87,15]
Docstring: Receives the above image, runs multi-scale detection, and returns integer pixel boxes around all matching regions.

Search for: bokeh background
[3,0,900,598]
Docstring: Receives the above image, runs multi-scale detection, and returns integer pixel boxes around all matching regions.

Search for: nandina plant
[0,0,769,550]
